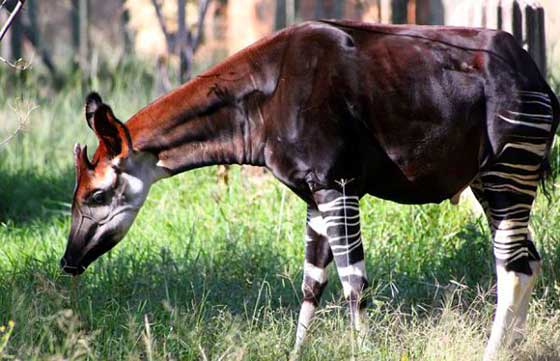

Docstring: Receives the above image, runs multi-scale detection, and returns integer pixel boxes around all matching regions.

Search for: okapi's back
[272,20,558,204]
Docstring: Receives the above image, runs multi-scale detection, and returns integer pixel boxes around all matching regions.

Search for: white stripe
[333,239,363,256]
[518,91,551,101]
[518,90,549,95]
[494,228,527,238]
[490,204,532,214]
[328,230,361,244]
[498,115,551,131]
[507,111,553,120]
[308,215,328,237]
[494,220,529,230]
[484,184,536,197]
[520,100,553,110]
[494,162,541,172]
[501,142,547,156]
[319,205,360,213]
[323,214,360,222]
[481,171,538,182]
[505,250,529,263]
[491,218,529,229]
[494,248,528,261]
[318,196,359,212]
[341,281,353,298]
[338,260,366,278]
[331,236,362,251]
[324,220,361,228]
[303,261,328,284]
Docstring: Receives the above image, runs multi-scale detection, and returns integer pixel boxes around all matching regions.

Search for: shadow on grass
[0,167,74,224]
[365,220,495,309]
[2,218,496,330]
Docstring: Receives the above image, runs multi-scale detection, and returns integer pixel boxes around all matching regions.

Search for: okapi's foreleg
[313,188,369,334]
[295,207,333,349]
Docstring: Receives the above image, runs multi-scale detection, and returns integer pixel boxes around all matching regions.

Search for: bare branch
[192,0,211,52]
[0,99,38,149]
[150,0,171,48]
[0,53,31,70]
[0,0,25,43]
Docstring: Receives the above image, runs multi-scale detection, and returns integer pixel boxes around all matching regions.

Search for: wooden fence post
[511,1,523,44]
[536,6,547,76]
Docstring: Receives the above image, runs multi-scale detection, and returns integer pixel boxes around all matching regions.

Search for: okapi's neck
[125,37,285,176]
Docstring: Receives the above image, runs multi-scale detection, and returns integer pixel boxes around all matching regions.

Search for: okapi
[61,20,559,359]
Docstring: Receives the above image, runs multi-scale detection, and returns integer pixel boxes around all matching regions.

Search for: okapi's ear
[85,92,103,129]
[91,104,132,159]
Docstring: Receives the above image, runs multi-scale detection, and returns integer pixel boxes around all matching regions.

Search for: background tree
[151,0,212,86]
[71,0,90,87]
[120,0,134,56]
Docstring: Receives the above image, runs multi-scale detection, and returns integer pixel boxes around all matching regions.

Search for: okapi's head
[61,93,159,275]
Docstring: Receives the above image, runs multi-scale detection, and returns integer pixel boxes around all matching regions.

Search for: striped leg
[294,207,333,349]
[475,180,542,360]
[478,91,552,359]
[314,188,369,335]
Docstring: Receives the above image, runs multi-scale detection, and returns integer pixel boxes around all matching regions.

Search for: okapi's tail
[540,87,560,200]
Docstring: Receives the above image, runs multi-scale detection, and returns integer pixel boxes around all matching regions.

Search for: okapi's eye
[90,190,106,205]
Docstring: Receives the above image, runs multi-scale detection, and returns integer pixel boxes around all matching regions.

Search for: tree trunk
[315,0,325,19]
[275,0,286,30]
[391,0,408,24]
[286,0,295,25]
[177,0,191,83]
[333,0,344,18]
[71,0,80,67]
[79,0,90,83]
[121,0,134,55]
[9,1,22,61]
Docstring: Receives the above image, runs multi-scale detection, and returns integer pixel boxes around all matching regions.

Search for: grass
[2,65,560,360]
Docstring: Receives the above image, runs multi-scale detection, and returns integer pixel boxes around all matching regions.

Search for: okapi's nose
[60,257,85,276]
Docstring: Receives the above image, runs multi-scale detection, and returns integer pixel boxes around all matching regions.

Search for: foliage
[1,62,560,360]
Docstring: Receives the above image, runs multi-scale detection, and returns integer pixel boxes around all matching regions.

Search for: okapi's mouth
[60,232,121,276]
[60,258,86,276]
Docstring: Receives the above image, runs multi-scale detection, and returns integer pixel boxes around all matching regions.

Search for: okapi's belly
[361,128,482,205]
[365,167,476,204]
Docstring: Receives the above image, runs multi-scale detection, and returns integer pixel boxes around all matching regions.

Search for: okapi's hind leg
[471,170,542,360]
[477,89,554,360]
[294,206,333,350]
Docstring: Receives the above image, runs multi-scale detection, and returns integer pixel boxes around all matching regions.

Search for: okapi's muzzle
[60,257,86,276]
[61,204,133,275]
[60,235,119,276]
